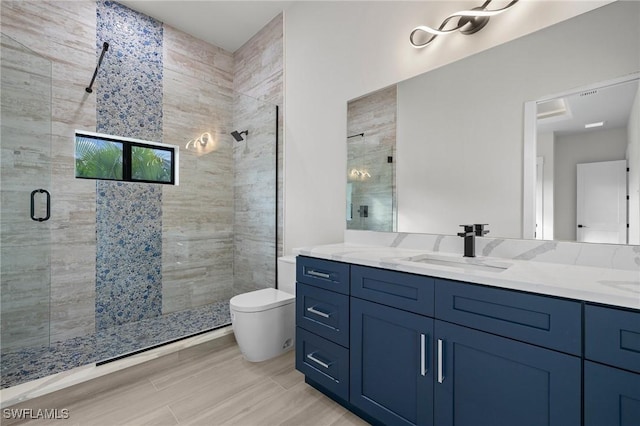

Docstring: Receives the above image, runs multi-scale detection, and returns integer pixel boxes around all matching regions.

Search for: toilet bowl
[230,256,296,362]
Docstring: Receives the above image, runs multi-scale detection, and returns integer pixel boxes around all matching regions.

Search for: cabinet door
[585,304,640,373]
[434,320,581,426]
[585,361,640,426]
[350,298,433,426]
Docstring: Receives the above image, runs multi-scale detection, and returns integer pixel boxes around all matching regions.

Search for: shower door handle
[30,189,51,222]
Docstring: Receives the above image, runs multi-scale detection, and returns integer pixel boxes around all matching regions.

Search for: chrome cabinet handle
[307,269,331,279]
[307,353,330,369]
[437,339,444,384]
[420,334,428,376]
[307,306,330,318]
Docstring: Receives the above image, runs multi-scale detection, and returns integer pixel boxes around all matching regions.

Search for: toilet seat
[230,288,294,313]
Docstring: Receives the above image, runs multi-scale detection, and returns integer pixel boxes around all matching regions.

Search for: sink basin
[402,253,512,273]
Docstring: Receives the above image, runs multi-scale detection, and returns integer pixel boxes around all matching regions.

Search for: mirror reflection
[346,1,639,245]
[346,85,396,232]
[533,77,639,245]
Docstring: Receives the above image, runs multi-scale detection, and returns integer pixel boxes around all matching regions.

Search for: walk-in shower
[0,33,279,389]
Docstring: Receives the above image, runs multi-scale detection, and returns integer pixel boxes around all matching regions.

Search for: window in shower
[74,130,179,185]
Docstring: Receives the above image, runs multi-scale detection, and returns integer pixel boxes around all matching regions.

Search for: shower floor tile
[1,301,230,389]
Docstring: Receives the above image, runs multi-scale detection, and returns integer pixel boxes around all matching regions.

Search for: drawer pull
[437,339,445,384]
[307,352,331,369]
[307,306,331,318]
[307,269,331,279]
[420,333,428,376]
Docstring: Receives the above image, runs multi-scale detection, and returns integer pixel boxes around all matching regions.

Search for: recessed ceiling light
[585,121,605,129]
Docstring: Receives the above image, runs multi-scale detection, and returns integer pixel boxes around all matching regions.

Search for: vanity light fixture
[584,121,605,129]
[410,0,519,48]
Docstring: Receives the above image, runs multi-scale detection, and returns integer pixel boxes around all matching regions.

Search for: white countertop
[296,243,640,311]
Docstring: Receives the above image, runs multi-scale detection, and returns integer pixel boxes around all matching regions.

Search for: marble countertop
[295,243,640,311]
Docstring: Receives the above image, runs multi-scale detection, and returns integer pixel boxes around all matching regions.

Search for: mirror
[346,1,639,244]
[346,85,396,232]
[526,76,639,245]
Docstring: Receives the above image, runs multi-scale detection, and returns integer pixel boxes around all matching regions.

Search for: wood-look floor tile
[4,338,371,426]
[149,342,241,391]
[183,378,287,425]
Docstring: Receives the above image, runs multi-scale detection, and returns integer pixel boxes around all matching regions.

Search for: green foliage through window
[131,146,172,183]
[74,132,176,185]
[75,137,123,180]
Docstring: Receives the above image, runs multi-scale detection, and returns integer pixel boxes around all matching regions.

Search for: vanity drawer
[351,265,435,316]
[296,327,349,401]
[296,282,349,347]
[435,279,582,355]
[296,256,350,295]
[585,304,640,373]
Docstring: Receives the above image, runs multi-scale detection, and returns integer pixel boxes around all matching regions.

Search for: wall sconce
[185,132,217,155]
[410,0,519,48]
[350,169,371,179]
[186,132,212,149]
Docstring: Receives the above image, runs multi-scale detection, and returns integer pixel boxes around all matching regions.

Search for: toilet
[230,256,296,362]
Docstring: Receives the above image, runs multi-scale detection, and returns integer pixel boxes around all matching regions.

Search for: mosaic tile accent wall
[95,0,164,329]
[96,0,163,139]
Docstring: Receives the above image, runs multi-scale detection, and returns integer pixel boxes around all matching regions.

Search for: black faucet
[457,225,476,257]
[474,224,489,237]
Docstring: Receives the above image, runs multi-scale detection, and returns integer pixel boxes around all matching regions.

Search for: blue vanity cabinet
[584,304,640,426]
[434,320,581,426]
[295,257,632,426]
[295,256,351,401]
[349,265,435,426]
[434,279,582,426]
[584,361,640,426]
[350,297,434,426]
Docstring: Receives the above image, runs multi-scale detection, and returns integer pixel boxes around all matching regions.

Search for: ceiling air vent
[580,89,598,97]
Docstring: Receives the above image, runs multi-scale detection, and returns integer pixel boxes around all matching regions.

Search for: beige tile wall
[161,25,237,313]
[1,1,98,345]
[232,14,284,293]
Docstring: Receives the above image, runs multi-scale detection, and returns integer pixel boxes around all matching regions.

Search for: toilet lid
[230,288,295,313]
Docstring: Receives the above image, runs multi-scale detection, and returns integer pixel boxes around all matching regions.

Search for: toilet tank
[277,255,296,295]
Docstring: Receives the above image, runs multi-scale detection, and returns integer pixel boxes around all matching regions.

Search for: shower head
[230,130,248,142]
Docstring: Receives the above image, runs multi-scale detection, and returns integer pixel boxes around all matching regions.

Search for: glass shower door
[1,34,52,355]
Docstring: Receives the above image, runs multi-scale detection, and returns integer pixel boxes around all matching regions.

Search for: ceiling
[537,78,638,136]
[118,1,294,52]
[116,1,638,136]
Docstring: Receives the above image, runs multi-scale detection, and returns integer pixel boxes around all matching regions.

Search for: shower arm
[85,42,109,94]
[347,133,365,139]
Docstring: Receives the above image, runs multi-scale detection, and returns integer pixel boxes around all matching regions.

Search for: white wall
[394,2,638,239]
[283,0,616,253]
[627,84,640,244]
[538,132,555,240]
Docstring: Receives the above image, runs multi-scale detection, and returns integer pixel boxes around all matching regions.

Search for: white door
[576,160,627,244]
